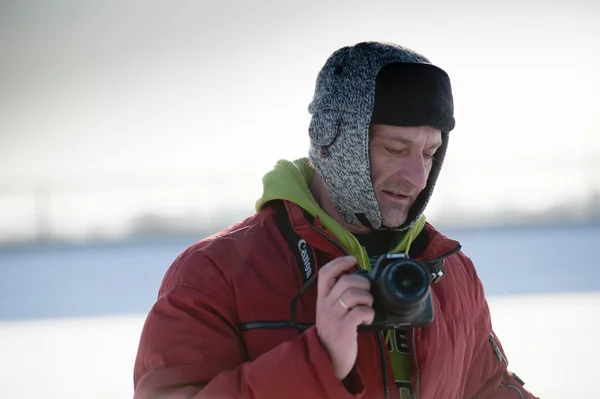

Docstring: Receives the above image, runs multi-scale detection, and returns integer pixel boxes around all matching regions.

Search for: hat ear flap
[308,110,341,149]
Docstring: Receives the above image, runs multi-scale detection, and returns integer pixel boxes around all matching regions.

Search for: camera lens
[386,262,428,301]
[389,264,427,300]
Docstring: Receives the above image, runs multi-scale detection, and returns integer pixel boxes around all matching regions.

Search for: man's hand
[316,256,375,380]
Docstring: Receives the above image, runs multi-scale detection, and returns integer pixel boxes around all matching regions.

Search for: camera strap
[272,200,318,287]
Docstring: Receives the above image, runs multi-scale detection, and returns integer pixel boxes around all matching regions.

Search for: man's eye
[423,153,436,160]
[385,147,405,155]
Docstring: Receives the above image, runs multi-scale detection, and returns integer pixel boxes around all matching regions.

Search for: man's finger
[317,256,357,298]
[336,288,374,310]
[343,306,376,329]
[328,274,371,303]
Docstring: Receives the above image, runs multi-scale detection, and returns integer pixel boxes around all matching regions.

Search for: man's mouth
[382,190,411,201]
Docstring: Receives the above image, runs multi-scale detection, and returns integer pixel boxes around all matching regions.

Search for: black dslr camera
[357,253,434,330]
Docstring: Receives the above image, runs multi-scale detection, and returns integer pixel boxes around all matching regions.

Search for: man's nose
[400,154,428,191]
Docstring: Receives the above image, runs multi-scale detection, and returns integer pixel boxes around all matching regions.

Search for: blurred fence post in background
[34,185,52,244]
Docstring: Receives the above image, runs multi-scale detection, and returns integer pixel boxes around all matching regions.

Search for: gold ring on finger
[338,297,349,310]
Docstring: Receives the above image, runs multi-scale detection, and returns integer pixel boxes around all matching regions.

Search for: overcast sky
[1,0,599,240]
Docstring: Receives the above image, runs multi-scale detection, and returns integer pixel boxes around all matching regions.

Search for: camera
[357,253,434,330]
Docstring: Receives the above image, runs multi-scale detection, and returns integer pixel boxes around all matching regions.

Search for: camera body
[357,252,434,330]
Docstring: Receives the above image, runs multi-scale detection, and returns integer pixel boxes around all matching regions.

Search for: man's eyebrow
[381,136,442,150]
[380,136,414,145]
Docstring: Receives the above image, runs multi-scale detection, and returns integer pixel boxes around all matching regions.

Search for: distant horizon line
[1,209,599,249]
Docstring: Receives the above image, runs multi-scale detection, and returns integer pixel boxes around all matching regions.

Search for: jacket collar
[282,200,460,262]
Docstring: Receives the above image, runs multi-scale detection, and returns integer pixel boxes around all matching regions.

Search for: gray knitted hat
[308,41,455,231]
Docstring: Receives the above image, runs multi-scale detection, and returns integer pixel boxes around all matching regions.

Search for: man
[133,41,538,398]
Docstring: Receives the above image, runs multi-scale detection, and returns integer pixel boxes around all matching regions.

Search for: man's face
[369,124,442,228]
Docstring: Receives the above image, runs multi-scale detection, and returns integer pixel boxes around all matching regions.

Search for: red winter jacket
[133,201,538,399]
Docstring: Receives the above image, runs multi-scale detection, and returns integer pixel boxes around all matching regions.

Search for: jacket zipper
[500,383,525,399]
[424,245,461,282]
[493,335,525,398]
[489,333,506,364]
[425,245,461,265]
[377,331,391,399]
[240,321,313,331]
[309,226,350,256]
[410,328,420,399]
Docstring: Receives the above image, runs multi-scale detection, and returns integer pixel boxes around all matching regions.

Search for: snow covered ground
[0,292,597,398]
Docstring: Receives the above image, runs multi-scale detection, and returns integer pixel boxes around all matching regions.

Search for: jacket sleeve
[459,253,539,399]
[133,250,365,399]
